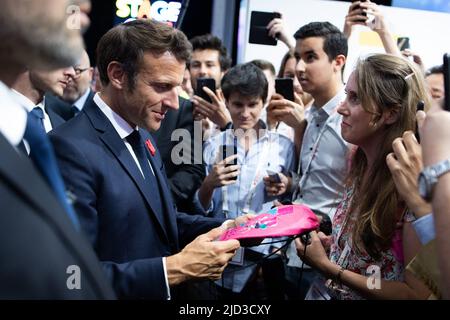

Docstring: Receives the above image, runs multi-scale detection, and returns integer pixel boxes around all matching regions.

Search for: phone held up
[249,11,282,46]
[221,142,238,180]
[266,169,282,184]
[444,53,450,112]
[397,37,410,51]
[196,77,216,103]
[275,78,294,101]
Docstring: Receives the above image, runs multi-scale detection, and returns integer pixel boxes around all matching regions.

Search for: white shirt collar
[93,92,136,139]
[11,89,45,114]
[312,88,346,117]
[73,88,91,111]
[0,81,27,146]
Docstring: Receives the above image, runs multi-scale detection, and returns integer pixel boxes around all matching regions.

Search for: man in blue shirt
[195,62,296,298]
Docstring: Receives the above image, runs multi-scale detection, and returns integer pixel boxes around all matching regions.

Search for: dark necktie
[24,108,80,230]
[126,130,163,217]
[71,105,80,117]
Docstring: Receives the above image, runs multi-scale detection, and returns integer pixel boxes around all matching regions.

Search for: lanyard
[294,108,337,198]
[222,134,272,218]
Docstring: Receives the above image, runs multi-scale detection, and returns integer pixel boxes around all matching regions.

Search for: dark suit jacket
[152,97,205,213]
[45,90,95,121]
[45,104,66,129]
[0,133,115,299]
[49,99,224,299]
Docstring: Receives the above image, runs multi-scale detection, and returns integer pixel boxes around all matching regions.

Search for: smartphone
[397,37,410,51]
[275,78,294,101]
[249,11,282,46]
[444,53,450,112]
[266,170,281,183]
[221,143,238,180]
[196,77,216,103]
[352,0,368,22]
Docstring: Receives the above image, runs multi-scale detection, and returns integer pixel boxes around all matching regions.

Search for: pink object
[219,205,320,241]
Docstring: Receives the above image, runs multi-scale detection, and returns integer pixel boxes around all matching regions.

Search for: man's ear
[333,54,346,73]
[107,61,126,90]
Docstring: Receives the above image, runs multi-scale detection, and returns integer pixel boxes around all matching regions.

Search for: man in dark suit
[0,0,115,299]
[153,96,205,213]
[50,19,241,299]
[46,49,95,120]
[12,67,76,132]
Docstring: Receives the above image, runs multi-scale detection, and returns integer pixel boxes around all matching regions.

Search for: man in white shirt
[12,68,76,132]
[49,19,243,299]
[267,21,350,299]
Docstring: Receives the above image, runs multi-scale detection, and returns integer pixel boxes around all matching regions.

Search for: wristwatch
[418,158,450,201]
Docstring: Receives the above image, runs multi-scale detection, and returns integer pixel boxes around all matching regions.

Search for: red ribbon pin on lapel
[145,139,156,156]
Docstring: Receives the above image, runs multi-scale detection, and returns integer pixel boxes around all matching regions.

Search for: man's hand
[266,14,295,49]
[267,93,305,130]
[192,88,232,129]
[166,227,240,285]
[204,155,240,189]
[386,131,432,218]
[343,0,369,38]
[263,172,290,197]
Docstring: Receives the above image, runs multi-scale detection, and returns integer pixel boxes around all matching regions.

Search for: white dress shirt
[0,81,27,147]
[12,90,53,133]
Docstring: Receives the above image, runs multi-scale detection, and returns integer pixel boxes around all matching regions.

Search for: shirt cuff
[412,213,436,245]
[193,189,214,214]
[162,257,171,300]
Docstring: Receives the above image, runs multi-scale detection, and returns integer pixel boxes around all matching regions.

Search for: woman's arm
[296,228,431,299]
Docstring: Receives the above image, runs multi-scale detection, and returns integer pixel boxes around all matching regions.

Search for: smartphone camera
[196,77,216,103]
[275,78,294,101]
[221,143,238,180]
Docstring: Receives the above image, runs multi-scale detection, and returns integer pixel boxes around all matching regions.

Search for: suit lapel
[141,131,178,243]
[45,105,65,128]
[83,101,169,241]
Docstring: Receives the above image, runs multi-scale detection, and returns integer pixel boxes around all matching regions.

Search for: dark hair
[96,19,192,90]
[278,49,296,78]
[294,22,348,62]
[189,34,231,71]
[250,59,276,76]
[425,65,443,77]
[221,62,268,104]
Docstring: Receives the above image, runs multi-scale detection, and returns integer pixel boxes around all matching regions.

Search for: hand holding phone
[221,144,238,180]
[196,77,216,103]
[397,37,410,51]
[275,78,294,102]
[351,0,368,23]
[249,11,282,46]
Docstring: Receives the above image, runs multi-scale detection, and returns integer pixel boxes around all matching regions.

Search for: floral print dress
[328,187,405,300]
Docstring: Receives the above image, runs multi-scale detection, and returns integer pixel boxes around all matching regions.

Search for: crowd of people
[0,0,448,300]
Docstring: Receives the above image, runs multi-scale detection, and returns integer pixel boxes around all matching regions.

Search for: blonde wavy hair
[348,54,430,260]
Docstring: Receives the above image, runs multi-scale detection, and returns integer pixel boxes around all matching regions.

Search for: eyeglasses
[74,67,90,76]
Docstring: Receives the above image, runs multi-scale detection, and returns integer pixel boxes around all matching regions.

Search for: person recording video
[194,62,296,299]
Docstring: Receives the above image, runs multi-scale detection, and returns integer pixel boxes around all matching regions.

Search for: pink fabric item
[219,205,319,241]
